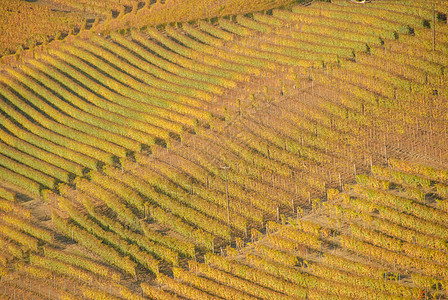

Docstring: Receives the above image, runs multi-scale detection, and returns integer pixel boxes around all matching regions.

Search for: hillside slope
[0,0,297,59]
[0,0,448,298]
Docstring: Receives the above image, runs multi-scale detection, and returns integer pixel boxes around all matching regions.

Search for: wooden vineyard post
[311,68,314,96]
[339,173,342,190]
[220,165,231,228]
[276,207,280,222]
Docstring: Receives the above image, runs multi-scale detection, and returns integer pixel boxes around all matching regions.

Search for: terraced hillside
[0,0,448,298]
[0,0,296,58]
[0,0,87,57]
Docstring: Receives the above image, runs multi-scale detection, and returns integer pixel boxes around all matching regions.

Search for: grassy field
[0,0,448,298]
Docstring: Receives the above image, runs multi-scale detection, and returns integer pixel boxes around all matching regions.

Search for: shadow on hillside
[15,192,33,202]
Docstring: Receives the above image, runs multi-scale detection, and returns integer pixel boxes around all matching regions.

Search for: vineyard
[0,0,448,298]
